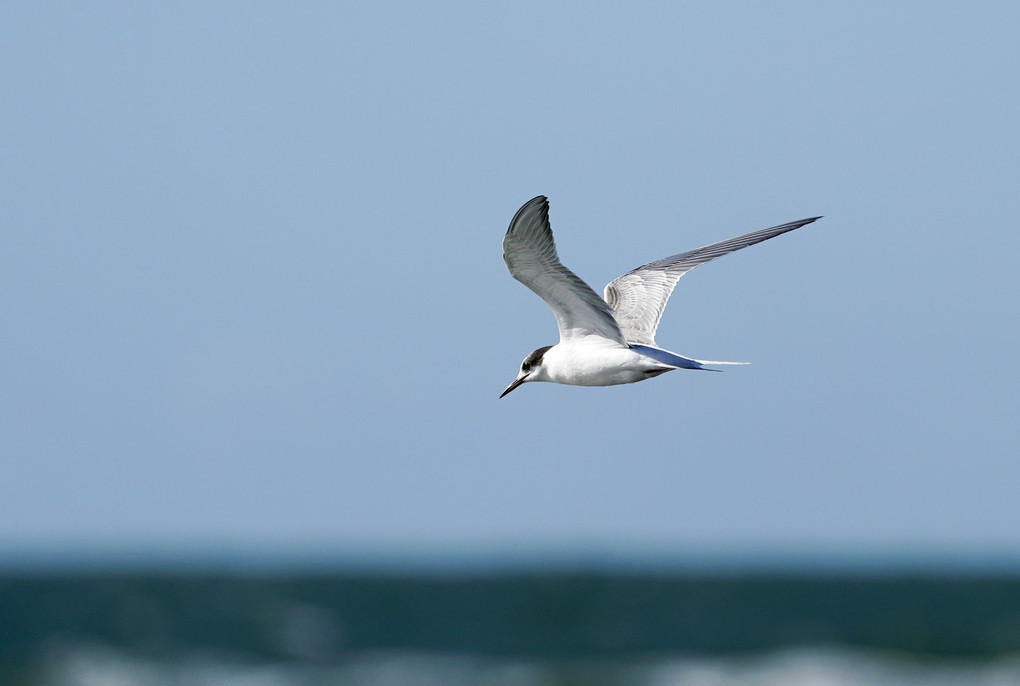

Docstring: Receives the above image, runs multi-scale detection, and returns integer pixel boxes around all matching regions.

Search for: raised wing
[604,216,822,345]
[503,196,625,344]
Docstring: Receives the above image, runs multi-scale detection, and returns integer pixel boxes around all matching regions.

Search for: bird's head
[500,345,553,398]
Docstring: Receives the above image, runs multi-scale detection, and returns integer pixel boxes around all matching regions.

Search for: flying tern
[500,196,820,398]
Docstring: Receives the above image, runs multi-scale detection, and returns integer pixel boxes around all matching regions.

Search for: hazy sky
[3,3,1018,564]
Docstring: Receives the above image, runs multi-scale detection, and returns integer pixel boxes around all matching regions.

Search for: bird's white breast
[541,339,665,386]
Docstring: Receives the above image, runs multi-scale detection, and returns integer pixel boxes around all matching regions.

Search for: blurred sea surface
[4,567,1020,686]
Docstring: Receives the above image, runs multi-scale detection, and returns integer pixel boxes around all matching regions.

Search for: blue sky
[2,3,1018,565]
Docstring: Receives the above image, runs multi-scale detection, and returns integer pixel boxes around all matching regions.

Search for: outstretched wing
[503,196,625,344]
[604,216,822,345]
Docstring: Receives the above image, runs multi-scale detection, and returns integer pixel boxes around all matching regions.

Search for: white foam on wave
[41,645,1020,686]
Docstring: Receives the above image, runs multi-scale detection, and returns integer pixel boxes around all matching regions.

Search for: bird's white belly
[542,343,664,386]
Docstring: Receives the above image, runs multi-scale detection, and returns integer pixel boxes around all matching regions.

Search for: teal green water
[4,571,1020,658]
[3,570,1020,685]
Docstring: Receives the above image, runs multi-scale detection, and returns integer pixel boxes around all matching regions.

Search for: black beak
[499,376,526,398]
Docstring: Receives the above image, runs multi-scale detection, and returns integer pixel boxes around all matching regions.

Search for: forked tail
[630,344,749,371]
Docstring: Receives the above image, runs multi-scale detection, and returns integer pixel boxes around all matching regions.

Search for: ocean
[3,567,1020,685]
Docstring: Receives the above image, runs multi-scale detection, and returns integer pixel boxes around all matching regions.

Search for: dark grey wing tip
[792,216,823,231]
[778,216,823,230]
[505,195,549,236]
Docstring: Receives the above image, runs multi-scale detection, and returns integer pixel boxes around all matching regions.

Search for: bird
[500,195,821,398]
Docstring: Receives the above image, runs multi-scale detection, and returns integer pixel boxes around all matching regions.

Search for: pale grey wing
[604,216,822,345]
[503,196,625,344]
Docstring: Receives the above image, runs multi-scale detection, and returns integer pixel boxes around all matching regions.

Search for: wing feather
[503,196,625,344]
[604,216,822,345]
